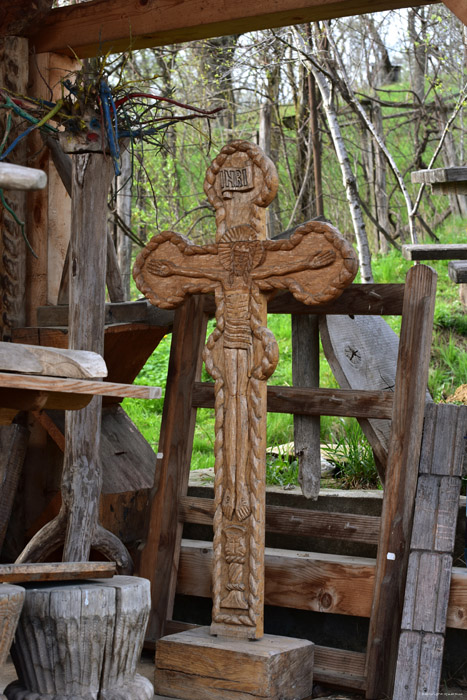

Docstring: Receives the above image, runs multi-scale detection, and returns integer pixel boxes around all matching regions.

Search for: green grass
[124,219,466,488]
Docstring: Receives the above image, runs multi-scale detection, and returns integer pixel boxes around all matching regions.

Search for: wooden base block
[155,626,314,700]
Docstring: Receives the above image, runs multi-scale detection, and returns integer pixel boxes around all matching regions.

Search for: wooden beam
[0,561,116,583]
[402,244,467,261]
[0,371,161,400]
[175,540,467,629]
[179,496,381,545]
[442,0,467,25]
[192,382,394,419]
[26,0,437,58]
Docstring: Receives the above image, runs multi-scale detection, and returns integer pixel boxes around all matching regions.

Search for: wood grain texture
[155,626,314,700]
[265,283,404,315]
[0,561,115,583]
[0,341,107,379]
[320,314,430,477]
[365,264,437,700]
[179,495,381,544]
[0,163,46,191]
[175,540,467,629]
[393,404,467,699]
[0,372,160,399]
[36,299,174,328]
[7,576,153,699]
[193,381,394,418]
[0,584,25,667]
[292,314,321,499]
[0,424,29,554]
[411,166,467,185]
[25,0,436,58]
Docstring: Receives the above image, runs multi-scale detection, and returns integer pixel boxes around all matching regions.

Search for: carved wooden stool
[4,576,153,700]
[0,585,25,700]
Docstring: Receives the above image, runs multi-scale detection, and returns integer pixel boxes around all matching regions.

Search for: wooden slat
[175,540,467,630]
[442,0,467,24]
[0,372,161,399]
[0,561,116,583]
[0,163,47,191]
[264,283,405,315]
[411,166,467,185]
[365,265,437,699]
[0,425,29,553]
[192,382,394,418]
[25,0,436,58]
[402,244,467,261]
[179,496,381,545]
[36,299,174,328]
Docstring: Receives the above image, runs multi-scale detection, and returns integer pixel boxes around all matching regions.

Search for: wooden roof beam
[26,0,437,58]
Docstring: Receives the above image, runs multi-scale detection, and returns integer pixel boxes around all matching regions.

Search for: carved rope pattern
[203,140,278,238]
[1,211,22,340]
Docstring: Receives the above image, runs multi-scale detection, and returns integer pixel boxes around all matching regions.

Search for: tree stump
[4,576,153,700]
[0,584,25,700]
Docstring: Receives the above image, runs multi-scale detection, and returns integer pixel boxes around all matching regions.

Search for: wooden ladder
[137,265,439,698]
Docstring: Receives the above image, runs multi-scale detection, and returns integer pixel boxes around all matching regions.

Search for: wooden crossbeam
[192,382,394,419]
[179,496,381,545]
[0,372,161,400]
[0,561,116,583]
[402,244,467,261]
[25,0,437,58]
[176,539,467,629]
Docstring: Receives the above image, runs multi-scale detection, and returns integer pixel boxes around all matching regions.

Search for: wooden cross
[134,140,358,640]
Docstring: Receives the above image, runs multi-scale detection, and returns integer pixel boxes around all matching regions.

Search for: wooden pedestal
[4,576,153,700]
[155,626,314,700]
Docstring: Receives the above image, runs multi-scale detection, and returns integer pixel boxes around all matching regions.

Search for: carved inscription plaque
[134,140,358,639]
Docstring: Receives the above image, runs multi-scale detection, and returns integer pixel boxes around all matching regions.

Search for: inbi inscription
[219,166,253,193]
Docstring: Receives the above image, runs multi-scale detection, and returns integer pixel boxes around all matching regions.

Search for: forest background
[99,5,467,488]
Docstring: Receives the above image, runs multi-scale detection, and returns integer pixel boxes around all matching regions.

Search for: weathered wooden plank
[0,341,107,379]
[266,283,405,315]
[448,261,467,284]
[410,475,461,552]
[175,541,467,630]
[393,632,444,700]
[365,265,437,699]
[36,299,174,328]
[192,382,394,418]
[0,561,116,583]
[25,0,436,58]
[442,0,467,25]
[0,583,25,668]
[320,314,415,478]
[400,552,453,634]
[0,372,160,400]
[292,314,321,499]
[177,540,376,618]
[0,163,47,191]
[411,166,467,185]
[138,296,209,642]
[419,402,467,477]
[179,496,381,545]
[0,424,29,553]
[402,244,467,261]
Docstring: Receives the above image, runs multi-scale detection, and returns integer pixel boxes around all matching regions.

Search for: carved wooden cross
[134,140,358,640]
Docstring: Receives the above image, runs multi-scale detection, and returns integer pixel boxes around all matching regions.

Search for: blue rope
[0,123,35,161]
[99,80,121,176]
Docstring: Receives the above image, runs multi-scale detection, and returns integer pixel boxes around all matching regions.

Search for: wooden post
[393,403,467,699]
[0,37,28,340]
[365,264,437,699]
[134,140,358,698]
[292,314,321,499]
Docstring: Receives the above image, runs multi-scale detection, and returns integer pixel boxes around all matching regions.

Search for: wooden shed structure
[1,1,467,699]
